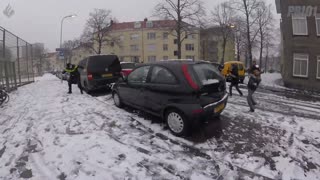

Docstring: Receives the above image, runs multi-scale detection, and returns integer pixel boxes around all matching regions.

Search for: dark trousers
[229,82,243,96]
[68,79,83,94]
[247,89,257,110]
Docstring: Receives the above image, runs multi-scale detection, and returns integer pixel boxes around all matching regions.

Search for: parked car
[120,62,135,77]
[221,61,245,83]
[112,61,228,136]
[78,55,121,93]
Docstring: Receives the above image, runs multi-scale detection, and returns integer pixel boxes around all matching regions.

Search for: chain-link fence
[0,26,34,91]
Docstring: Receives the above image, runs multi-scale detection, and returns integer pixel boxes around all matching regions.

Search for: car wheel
[165,109,190,136]
[113,92,123,108]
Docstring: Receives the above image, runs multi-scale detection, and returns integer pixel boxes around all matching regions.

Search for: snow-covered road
[0,74,319,180]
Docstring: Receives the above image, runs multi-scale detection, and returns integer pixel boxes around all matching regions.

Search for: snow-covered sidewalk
[0,74,319,180]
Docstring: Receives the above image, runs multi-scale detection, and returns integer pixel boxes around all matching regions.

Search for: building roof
[111,19,177,31]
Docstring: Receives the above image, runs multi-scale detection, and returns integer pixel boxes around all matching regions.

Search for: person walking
[63,63,83,94]
[229,64,243,97]
[247,69,261,112]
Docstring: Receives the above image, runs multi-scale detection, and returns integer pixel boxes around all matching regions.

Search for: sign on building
[287,6,318,17]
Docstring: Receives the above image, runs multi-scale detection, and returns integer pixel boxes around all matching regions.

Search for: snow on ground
[260,73,284,88]
[0,74,320,180]
[244,73,284,89]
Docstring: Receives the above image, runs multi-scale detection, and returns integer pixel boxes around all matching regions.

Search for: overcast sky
[0,0,278,51]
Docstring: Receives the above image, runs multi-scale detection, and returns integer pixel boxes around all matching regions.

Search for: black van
[78,55,121,92]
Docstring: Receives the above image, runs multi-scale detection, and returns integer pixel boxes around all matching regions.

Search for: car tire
[165,109,190,137]
[113,91,123,108]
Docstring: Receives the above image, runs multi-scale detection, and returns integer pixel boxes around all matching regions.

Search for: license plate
[102,74,113,78]
[214,103,225,113]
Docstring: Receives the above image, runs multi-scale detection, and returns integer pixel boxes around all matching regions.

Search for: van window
[192,63,223,86]
[88,55,121,72]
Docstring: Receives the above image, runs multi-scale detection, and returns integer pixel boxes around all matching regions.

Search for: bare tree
[62,39,81,63]
[154,0,206,59]
[256,2,274,70]
[81,9,114,54]
[32,44,46,75]
[211,2,235,64]
[233,17,247,62]
[231,0,263,67]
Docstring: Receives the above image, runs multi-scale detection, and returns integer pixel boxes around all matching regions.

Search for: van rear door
[87,55,121,79]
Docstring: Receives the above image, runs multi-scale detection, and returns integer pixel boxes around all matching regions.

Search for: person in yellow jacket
[63,63,83,94]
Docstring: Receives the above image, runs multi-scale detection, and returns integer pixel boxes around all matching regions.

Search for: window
[192,64,222,86]
[128,66,150,83]
[293,54,308,77]
[110,42,115,47]
[163,44,168,51]
[316,14,320,36]
[148,56,156,62]
[186,34,196,39]
[130,45,139,52]
[147,32,156,40]
[163,56,169,60]
[163,32,169,39]
[292,14,308,35]
[186,56,195,60]
[131,56,140,63]
[146,21,153,28]
[148,44,156,51]
[317,56,320,79]
[150,66,177,85]
[174,51,178,56]
[130,34,139,40]
[186,44,195,51]
[174,39,178,44]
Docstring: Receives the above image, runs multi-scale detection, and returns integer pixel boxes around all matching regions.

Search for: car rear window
[121,63,135,69]
[192,63,223,86]
[88,55,120,72]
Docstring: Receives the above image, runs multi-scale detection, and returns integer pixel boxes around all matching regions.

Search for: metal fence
[0,26,34,91]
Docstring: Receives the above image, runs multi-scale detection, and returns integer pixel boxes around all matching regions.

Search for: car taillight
[182,64,199,90]
[87,73,93,81]
[192,109,204,114]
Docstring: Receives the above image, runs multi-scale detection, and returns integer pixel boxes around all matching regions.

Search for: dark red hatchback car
[112,60,228,136]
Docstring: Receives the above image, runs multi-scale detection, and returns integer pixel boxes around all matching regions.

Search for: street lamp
[60,14,77,48]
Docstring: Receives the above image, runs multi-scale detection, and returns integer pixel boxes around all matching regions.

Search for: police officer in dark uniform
[63,63,83,94]
[229,64,243,97]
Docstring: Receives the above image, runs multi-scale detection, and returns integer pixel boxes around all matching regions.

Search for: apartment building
[102,19,200,63]
[200,27,235,63]
[276,0,320,91]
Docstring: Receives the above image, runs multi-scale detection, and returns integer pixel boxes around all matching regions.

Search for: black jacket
[248,75,261,91]
[249,64,261,74]
[63,65,80,84]
[230,66,239,83]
